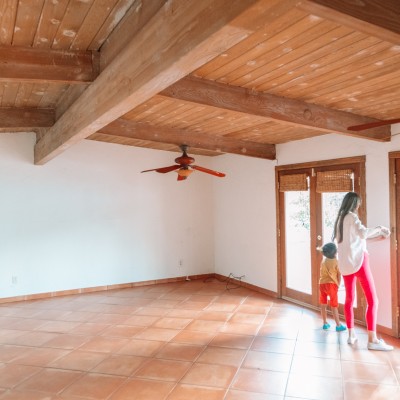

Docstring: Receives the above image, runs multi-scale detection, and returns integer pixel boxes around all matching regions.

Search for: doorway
[276,157,366,322]
[388,152,400,337]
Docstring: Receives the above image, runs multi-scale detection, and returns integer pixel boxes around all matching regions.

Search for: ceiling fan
[141,145,226,181]
[348,118,400,131]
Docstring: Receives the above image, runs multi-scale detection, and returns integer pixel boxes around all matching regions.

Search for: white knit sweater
[337,212,381,276]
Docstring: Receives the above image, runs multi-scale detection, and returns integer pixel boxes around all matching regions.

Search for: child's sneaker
[336,324,346,332]
[322,323,330,330]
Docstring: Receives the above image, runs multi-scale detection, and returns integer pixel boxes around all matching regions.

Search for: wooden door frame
[388,152,400,337]
[275,156,366,316]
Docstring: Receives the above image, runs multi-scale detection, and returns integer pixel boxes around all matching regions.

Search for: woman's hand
[381,227,391,238]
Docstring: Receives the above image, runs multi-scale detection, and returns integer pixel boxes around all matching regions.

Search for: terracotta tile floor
[1,279,400,399]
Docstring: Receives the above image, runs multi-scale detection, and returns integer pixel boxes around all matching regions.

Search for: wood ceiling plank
[98,118,276,160]
[33,0,69,48]
[248,25,356,91]
[282,40,391,98]
[297,0,400,44]
[14,83,34,108]
[1,82,20,107]
[0,107,54,128]
[71,0,120,50]
[88,0,137,51]
[309,59,400,105]
[0,45,96,84]
[0,0,18,45]
[325,77,400,111]
[51,0,94,50]
[12,0,45,46]
[160,76,391,141]
[220,16,330,85]
[194,7,307,79]
[263,33,379,95]
[35,0,290,164]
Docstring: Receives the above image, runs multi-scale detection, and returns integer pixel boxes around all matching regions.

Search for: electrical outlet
[11,276,17,285]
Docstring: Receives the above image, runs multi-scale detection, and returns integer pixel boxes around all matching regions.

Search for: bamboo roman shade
[279,173,308,192]
[316,169,353,193]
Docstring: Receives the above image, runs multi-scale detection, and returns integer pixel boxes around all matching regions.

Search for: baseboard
[0,273,214,304]
[0,272,278,304]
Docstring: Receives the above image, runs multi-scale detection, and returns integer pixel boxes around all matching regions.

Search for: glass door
[277,160,365,321]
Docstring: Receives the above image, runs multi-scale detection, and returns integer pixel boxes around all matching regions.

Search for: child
[319,242,346,332]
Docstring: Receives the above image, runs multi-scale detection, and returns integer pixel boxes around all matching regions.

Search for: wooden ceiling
[1,0,399,163]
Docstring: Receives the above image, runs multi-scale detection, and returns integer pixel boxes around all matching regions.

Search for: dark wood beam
[0,45,98,84]
[34,0,295,165]
[297,0,400,43]
[0,108,54,128]
[95,118,276,160]
[160,76,391,141]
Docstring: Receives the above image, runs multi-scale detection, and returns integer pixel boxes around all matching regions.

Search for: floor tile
[341,360,398,385]
[285,373,343,399]
[49,350,107,371]
[155,342,205,361]
[196,346,246,367]
[167,383,226,400]
[117,338,165,357]
[180,363,237,388]
[0,364,41,389]
[16,368,82,394]
[110,378,175,400]
[231,368,288,396]
[134,358,191,381]
[91,354,148,376]
[242,350,292,372]
[60,372,126,399]
[343,381,400,399]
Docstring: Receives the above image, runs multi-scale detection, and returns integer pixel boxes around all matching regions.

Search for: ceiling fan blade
[348,118,400,131]
[191,165,226,177]
[141,165,180,173]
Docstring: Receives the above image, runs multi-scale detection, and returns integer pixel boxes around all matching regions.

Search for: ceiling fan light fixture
[177,168,193,177]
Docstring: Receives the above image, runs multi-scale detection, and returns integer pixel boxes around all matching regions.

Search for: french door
[276,157,366,322]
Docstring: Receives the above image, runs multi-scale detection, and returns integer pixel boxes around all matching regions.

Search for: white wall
[213,154,278,292]
[0,133,215,298]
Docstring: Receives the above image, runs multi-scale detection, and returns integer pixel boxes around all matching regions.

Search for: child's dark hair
[322,242,337,259]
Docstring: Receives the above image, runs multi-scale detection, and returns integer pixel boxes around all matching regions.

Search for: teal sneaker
[322,323,330,330]
[336,324,347,332]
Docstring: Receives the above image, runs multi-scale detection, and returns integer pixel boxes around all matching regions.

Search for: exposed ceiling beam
[0,108,54,128]
[95,118,276,160]
[0,45,98,84]
[297,0,400,44]
[160,76,391,141]
[34,0,296,165]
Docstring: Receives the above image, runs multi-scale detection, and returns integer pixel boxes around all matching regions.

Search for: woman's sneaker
[322,323,330,330]
[347,336,358,345]
[367,339,393,351]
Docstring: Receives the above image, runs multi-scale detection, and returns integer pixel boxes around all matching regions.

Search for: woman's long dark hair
[332,192,361,243]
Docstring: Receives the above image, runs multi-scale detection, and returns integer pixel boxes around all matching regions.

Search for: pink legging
[342,252,378,331]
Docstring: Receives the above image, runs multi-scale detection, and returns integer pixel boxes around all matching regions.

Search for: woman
[333,192,393,351]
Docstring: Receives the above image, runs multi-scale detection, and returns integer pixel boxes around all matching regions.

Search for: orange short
[319,283,339,308]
